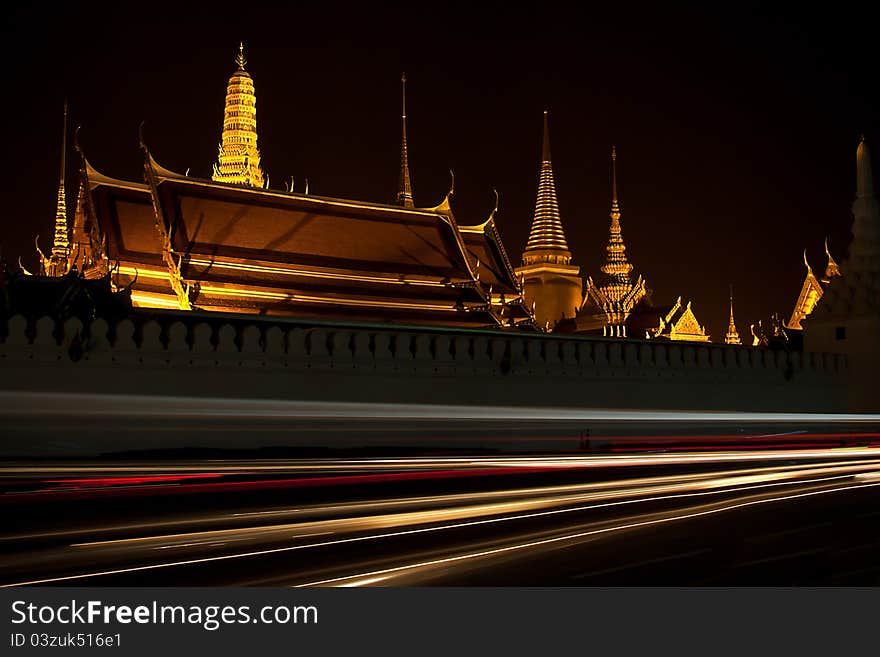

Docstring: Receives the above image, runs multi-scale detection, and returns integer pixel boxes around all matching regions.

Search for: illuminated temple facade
[34,47,530,330]
[30,46,716,340]
[543,144,709,341]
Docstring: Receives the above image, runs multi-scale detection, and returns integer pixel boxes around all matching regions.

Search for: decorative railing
[0,312,847,383]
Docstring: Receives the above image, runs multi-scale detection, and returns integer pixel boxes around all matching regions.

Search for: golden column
[212,43,265,188]
[515,111,583,331]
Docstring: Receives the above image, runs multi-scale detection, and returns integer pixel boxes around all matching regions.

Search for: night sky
[2,2,878,339]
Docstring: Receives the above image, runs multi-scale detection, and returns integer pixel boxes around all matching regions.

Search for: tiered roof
[77,147,530,328]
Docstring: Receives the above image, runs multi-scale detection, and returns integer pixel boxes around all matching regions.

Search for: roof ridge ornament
[824,237,842,279]
[421,170,456,216]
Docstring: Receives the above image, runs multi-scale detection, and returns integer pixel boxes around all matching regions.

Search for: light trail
[3,455,879,545]
[2,391,879,423]
[295,481,880,587]
[63,461,880,550]
[3,468,876,587]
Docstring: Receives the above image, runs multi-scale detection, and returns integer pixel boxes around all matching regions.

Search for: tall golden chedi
[212,44,265,188]
[580,146,647,337]
[39,101,70,277]
[515,111,583,331]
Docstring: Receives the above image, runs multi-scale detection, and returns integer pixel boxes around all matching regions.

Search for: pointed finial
[235,42,246,70]
[611,144,619,208]
[73,124,83,155]
[60,99,68,184]
[401,72,407,118]
[803,248,812,273]
[541,110,551,162]
[397,72,414,208]
[824,237,842,278]
[856,132,874,198]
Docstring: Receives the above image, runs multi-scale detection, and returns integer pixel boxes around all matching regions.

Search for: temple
[53,48,530,329]
[515,112,583,331]
[575,146,647,336]
[557,147,710,341]
[803,134,880,410]
[23,48,729,342]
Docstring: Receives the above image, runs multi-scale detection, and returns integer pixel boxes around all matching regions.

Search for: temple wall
[0,311,849,413]
[804,315,880,413]
[0,311,859,456]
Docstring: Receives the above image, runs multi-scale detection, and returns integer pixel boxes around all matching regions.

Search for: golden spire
[51,99,69,259]
[41,100,70,276]
[523,110,571,264]
[611,144,619,214]
[599,145,634,290]
[725,284,742,345]
[212,42,264,188]
[397,72,414,208]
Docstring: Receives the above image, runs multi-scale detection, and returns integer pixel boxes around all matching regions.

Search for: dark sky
[2,2,877,338]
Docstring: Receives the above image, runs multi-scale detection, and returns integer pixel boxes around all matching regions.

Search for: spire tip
[235,42,246,70]
[541,110,551,162]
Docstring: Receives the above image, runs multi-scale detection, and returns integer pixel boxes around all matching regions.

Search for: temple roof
[81,154,531,328]
[805,136,880,323]
[628,297,709,341]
